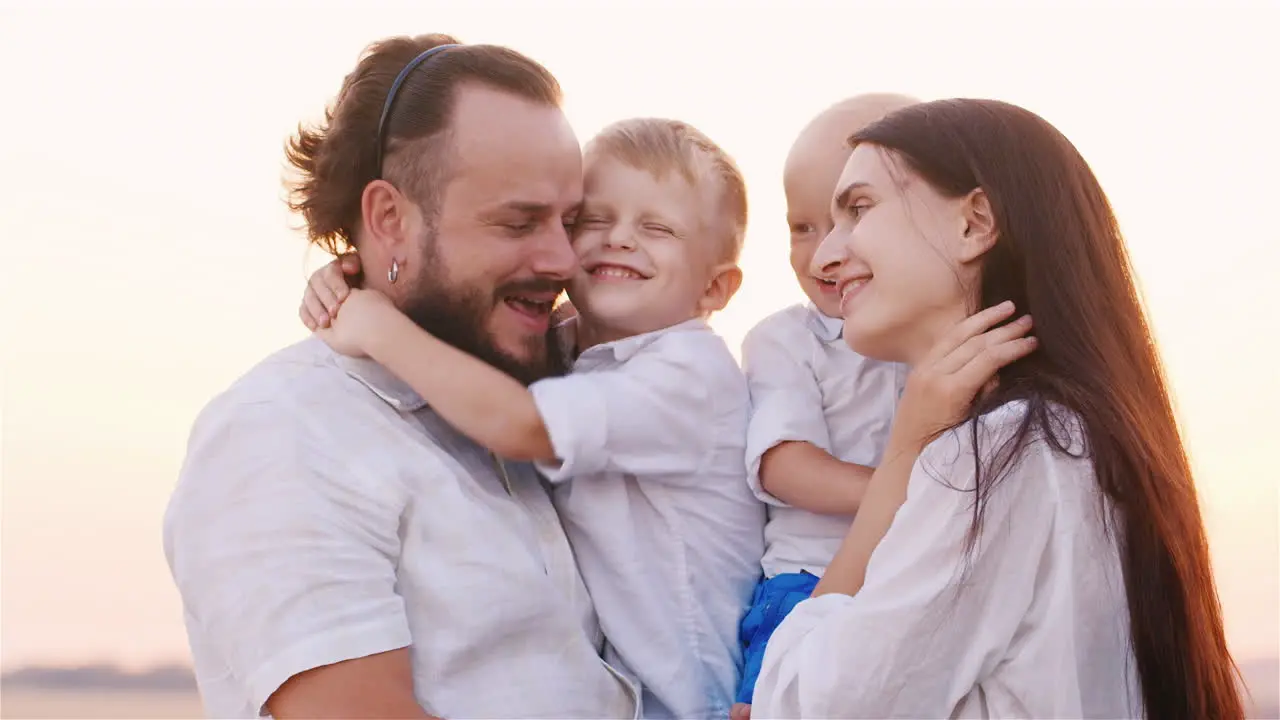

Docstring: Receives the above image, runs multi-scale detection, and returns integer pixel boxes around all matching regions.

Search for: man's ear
[359,179,419,287]
[359,179,415,255]
[957,187,998,264]
[698,263,744,315]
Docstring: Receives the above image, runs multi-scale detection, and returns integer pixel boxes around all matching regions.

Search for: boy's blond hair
[586,118,747,263]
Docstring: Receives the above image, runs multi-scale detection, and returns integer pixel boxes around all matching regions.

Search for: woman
[751,99,1242,719]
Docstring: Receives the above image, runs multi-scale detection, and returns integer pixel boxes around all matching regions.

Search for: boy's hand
[889,301,1036,456]
[314,288,398,359]
[300,253,362,330]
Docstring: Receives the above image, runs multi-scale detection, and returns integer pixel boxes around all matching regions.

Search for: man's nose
[530,222,579,280]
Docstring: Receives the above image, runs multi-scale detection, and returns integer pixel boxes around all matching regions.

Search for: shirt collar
[572,317,711,366]
[806,303,844,343]
[333,316,713,407]
[553,317,580,364]
[335,353,429,413]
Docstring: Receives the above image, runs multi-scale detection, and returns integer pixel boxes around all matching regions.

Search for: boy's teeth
[594,266,641,279]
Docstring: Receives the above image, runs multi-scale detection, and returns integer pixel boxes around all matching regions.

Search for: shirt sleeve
[163,399,413,713]
[752,412,1059,718]
[741,317,832,506]
[529,337,720,483]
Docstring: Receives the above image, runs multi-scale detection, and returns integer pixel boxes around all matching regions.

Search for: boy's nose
[605,227,637,250]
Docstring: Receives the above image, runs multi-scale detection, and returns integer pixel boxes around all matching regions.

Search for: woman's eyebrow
[833,181,872,212]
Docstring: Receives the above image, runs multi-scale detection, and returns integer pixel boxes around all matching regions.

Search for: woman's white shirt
[753,401,1143,719]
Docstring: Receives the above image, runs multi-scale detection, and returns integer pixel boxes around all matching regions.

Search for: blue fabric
[735,571,820,704]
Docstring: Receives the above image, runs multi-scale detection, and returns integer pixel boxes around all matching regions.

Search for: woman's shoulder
[917,399,1092,494]
[949,398,1086,451]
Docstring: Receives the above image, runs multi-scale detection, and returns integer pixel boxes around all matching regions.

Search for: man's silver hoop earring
[388,260,399,284]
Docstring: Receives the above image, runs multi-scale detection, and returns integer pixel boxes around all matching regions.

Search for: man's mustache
[496,277,568,297]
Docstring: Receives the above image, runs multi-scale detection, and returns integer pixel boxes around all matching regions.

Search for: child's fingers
[299,301,317,332]
[302,289,331,328]
[309,271,343,316]
[339,253,362,276]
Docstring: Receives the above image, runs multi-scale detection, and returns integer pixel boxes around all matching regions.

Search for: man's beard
[399,263,570,387]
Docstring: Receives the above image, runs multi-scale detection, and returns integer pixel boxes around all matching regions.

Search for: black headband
[374,43,459,179]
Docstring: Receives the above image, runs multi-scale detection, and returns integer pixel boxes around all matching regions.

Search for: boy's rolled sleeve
[742,319,831,506]
[531,339,715,484]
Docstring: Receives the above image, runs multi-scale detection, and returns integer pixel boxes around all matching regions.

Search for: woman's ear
[957,188,998,263]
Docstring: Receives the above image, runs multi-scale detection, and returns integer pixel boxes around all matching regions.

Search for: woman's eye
[790,223,815,235]
[849,203,871,219]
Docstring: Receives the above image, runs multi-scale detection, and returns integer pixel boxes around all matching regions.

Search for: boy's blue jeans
[735,571,820,705]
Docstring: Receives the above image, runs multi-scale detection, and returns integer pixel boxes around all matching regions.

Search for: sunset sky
[2,1,1276,670]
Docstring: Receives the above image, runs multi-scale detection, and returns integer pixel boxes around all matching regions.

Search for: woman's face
[811,145,987,365]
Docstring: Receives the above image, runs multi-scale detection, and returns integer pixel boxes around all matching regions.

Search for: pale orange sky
[2,1,1277,670]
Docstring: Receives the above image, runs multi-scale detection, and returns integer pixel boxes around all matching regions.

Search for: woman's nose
[810,227,849,278]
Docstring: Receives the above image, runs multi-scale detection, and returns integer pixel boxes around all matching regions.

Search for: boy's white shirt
[530,317,766,720]
[741,303,907,578]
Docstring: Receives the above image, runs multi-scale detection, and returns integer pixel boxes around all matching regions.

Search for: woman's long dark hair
[853,99,1242,720]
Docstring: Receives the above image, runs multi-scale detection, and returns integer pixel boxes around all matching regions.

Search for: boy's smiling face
[568,152,734,341]
[784,140,848,319]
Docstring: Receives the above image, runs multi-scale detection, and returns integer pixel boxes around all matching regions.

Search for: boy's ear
[699,263,743,314]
